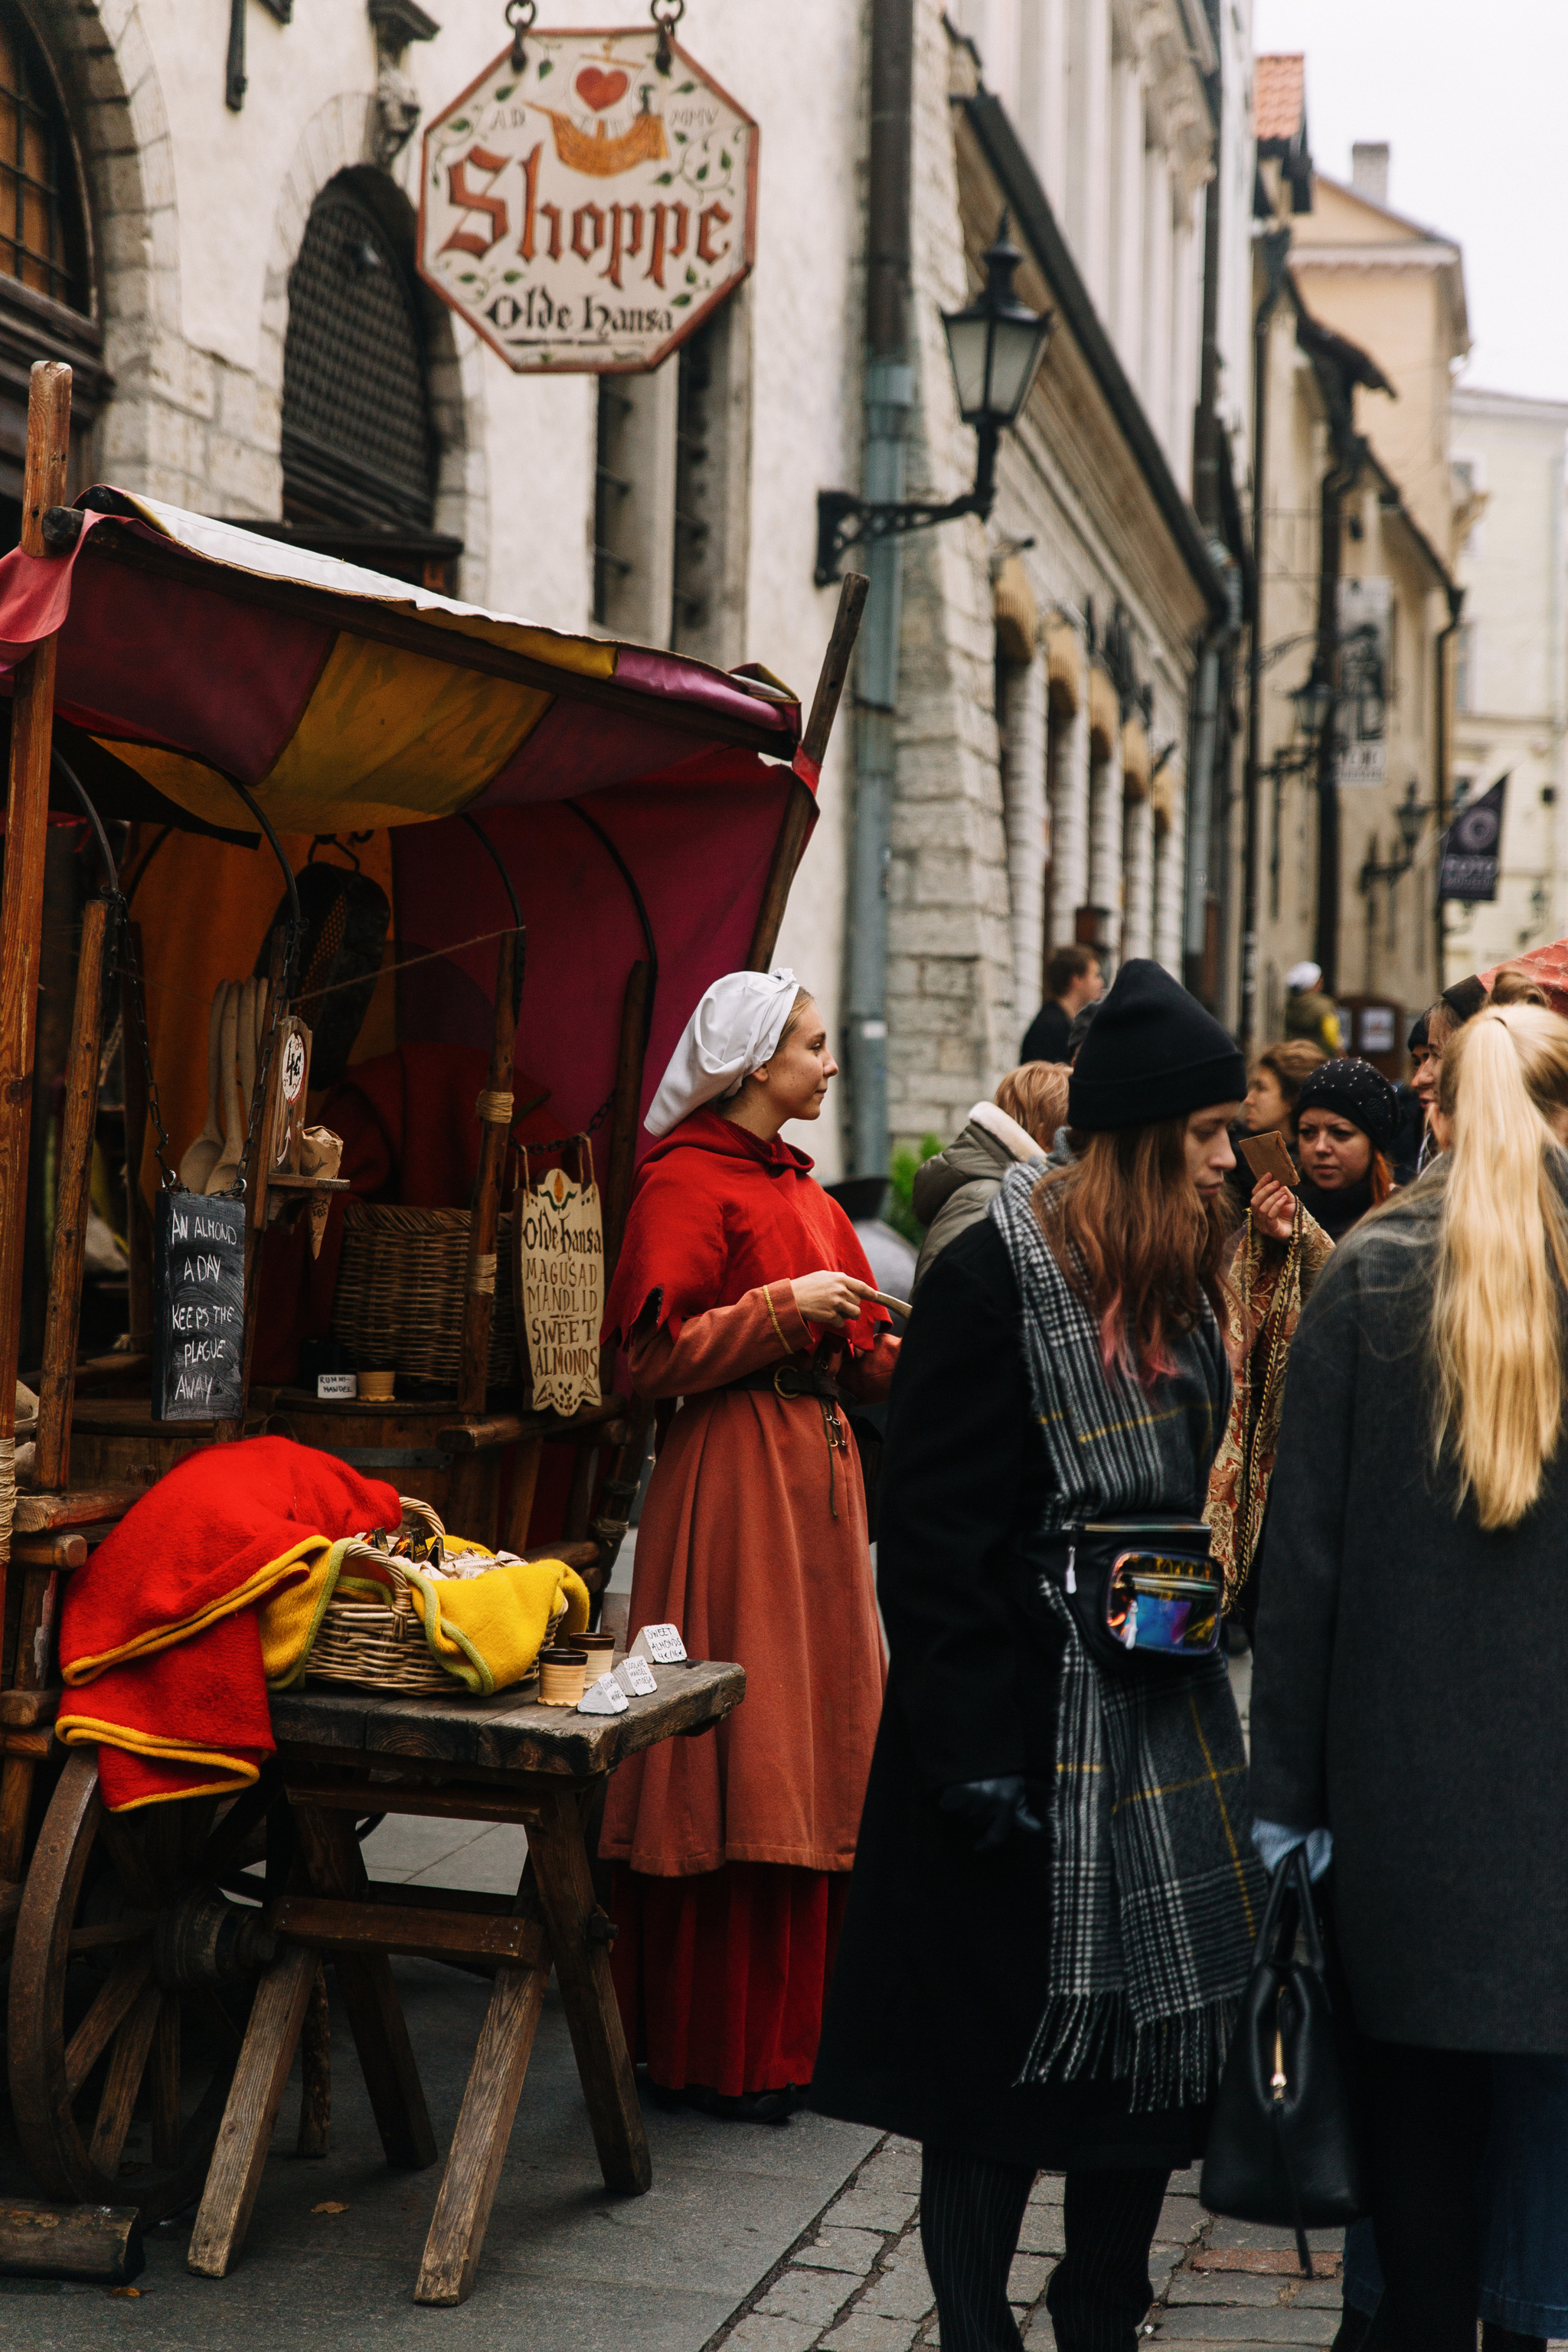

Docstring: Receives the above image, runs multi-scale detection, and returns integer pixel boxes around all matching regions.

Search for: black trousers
[920,2145,1169,2352]
[1361,2040,1493,2351]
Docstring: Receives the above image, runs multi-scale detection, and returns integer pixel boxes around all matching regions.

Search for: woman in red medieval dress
[600,969,897,2121]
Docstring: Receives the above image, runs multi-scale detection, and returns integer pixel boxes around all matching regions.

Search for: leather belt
[724,1352,848,1517]
[726,1353,842,1404]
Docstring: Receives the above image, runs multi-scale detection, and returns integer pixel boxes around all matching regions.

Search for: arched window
[283,173,435,538]
[0,2,88,312]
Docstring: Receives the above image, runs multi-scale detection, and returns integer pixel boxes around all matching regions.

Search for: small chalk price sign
[152,1188,246,1421]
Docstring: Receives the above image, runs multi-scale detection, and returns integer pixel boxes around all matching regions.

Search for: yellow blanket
[261,1538,591,1696]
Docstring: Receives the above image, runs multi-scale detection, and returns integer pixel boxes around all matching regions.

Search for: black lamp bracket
[815,485,993,588]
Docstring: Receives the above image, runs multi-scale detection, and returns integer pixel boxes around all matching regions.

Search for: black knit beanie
[1294,1056,1397,1151]
[1067,959,1246,1130]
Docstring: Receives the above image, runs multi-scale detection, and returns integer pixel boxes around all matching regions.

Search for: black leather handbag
[1200,1846,1368,2275]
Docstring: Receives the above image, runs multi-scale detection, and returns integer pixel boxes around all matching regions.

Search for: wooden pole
[447,932,519,1537]
[34,894,110,1491]
[602,958,649,1285]
[747,573,869,971]
[214,928,288,1442]
[0,360,72,1658]
[119,917,152,1351]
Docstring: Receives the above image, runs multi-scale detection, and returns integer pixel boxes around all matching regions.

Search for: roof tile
[1255,54,1305,145]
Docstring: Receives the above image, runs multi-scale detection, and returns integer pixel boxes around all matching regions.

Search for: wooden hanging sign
[151,1189,246,1421]
[512,1140,604,1416]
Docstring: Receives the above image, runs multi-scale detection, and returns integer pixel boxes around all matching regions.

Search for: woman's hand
[791,1270,874,1328]
[1251,1174,1297,1243]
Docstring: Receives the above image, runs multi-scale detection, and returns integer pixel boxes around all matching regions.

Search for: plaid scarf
[990,1163,1265,2110]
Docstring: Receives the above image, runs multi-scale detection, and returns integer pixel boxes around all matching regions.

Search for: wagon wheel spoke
[64,1948,155,2099]
[151,1998,182,2167]
[191,1765,283,1883]
[88,1979,163,2177]
[67,1912,157,1954]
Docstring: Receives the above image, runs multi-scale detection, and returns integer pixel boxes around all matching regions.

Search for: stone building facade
[1446,387,1568,982]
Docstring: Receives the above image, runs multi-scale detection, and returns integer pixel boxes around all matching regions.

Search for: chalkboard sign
[152,1189,247,1421]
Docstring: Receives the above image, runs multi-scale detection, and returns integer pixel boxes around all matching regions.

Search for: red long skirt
[609,1860,848,2097]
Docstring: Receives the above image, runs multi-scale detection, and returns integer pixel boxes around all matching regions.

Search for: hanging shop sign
[152,1190,246,1422]
[1334,577,1390,788]
[1439,773,1508,903]
[417,24,757,374]
[512,1145,605,1416]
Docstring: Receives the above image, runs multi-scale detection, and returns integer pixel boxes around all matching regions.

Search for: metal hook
[650,0,684,74]
[505,0,536,72]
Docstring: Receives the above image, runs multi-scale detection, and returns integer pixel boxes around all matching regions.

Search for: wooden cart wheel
[8,1749,278,2222]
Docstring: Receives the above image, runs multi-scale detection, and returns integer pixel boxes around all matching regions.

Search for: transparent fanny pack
[1044,1517,1223,1672]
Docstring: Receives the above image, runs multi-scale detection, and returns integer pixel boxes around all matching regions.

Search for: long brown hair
[1036,1118,1233,1383]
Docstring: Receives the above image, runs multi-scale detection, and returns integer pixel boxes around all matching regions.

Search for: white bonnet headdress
[644,969,803,1138]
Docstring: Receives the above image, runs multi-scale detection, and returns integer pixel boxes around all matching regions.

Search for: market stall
[0,361,864,2289]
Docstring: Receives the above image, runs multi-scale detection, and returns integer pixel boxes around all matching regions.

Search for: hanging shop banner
[1439,774,1508,903]
[152,1190,246,1422]
[513,1147,605,1416]
[1335,577,1390,787]
[418,28,758,374]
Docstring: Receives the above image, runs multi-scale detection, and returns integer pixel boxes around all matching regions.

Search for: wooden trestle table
[186,1658,745,2305]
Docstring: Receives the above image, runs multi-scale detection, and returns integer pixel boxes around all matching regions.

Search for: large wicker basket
[330,1201,522,1387]
[308,1497,566,1696]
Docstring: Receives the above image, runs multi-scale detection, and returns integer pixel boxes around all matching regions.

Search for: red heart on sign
[576,67,629,111]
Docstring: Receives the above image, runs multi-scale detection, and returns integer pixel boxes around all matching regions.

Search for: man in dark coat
[1020,943,1102,1064]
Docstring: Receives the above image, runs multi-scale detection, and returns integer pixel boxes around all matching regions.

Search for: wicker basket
[307,1496,567,1696]
[330,1202,521,1387]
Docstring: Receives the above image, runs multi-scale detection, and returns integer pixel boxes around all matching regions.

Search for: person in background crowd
[814,960,1263,2352]
[1292,1058,1398,1240]
[1066,997,1102,1063]
[1242,1040,1328,1138]
[911,1063,1068,1294]
[1252,1004,1568,2348]
[1283,959,1343,1054]
[599,972,897,2122]
[1413,975,1503,1171]
[1021,944,1103,1064]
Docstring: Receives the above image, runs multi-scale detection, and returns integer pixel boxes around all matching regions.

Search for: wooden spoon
[205,981,245,1195]
[178,982,229,1195]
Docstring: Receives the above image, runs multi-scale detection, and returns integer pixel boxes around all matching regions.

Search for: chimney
[1351,142,1390,207]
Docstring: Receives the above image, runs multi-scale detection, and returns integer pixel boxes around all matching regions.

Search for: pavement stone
[827,2189,923,2234]
[795,2230,886,2275]
[860,2243,935,2321]
[1152,2307,1338,2342]
[818,2317,924,2352]
[759,2269,863,2327]
[727,2318,828,2352]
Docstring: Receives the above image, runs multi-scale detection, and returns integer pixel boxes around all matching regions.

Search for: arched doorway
[279,168,459,589]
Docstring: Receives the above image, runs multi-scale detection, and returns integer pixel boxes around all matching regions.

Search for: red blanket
[58,1436,399,1811]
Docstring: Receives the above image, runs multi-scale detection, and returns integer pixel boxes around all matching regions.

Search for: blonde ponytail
[1432,1005,1568,1527]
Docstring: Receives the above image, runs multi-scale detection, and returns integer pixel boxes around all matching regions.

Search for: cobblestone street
[713,2135,1568,2352]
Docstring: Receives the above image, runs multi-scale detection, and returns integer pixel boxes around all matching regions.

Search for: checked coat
[812,1194,1259,2168]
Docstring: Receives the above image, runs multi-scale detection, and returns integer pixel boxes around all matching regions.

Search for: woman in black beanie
[1292,1057,1399,1240]
[813,962,1264,2352]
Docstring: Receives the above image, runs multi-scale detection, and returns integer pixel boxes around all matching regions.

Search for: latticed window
[0,2,88,312]
[283,176,434,534]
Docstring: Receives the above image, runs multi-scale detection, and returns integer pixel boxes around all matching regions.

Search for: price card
[577,1673,629,1717]
[631,1622,687,1665]
[616,1655,658,1698]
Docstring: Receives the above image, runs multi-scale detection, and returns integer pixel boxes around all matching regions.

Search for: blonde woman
[1251,1004,1568,2350]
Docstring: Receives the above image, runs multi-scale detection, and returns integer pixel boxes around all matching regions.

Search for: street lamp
[1290,664,1334,746]
[815,211,1054,584]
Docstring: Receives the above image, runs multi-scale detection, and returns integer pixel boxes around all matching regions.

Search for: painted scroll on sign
[513,1142,604,1415]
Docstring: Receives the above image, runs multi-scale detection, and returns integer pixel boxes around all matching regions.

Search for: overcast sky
[1253,0,1568,403]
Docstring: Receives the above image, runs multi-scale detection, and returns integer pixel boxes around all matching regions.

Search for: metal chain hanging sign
[512,1142,605,1415]
[417,8,757,373]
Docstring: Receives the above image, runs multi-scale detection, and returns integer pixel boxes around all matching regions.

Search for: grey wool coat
[1250,1161,1568,2054]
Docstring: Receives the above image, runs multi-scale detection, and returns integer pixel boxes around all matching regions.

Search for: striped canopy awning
[0,488,805,837]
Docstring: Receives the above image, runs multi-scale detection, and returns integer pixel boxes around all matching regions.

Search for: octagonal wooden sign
[417,27,758,374]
